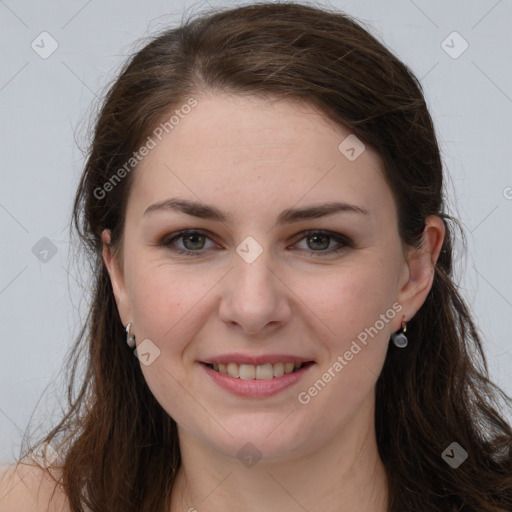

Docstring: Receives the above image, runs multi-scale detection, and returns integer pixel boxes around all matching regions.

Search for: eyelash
[159,229,353,257]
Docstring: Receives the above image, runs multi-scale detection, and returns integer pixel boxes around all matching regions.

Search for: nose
[218,246,292,336]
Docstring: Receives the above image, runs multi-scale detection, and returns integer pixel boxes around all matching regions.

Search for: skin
[102,91,445,512]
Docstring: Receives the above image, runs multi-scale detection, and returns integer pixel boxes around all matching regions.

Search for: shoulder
[0,461,70,512]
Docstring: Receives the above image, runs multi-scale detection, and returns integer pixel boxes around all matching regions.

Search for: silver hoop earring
[126,322,136,348]
[391,320,408,348]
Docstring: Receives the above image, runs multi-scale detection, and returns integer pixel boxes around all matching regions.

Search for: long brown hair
[18,2,512,511]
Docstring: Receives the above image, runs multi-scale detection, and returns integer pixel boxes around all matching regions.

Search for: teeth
[273,362,284,377]
[240,364,256,380]
[284,362,295,374]
[211,361,305,379]
[227,363,239,378]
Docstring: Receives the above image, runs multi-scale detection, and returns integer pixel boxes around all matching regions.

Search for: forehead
[140,93,362,163]
[128,93,393,222]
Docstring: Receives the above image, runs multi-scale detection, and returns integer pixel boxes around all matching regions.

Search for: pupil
[309,234,328,250]
[185,233,204,250]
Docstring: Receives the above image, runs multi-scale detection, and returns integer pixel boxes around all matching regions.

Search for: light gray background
[1,0,511,465]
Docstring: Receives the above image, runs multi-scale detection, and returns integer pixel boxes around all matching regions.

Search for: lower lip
[199,362,315,398]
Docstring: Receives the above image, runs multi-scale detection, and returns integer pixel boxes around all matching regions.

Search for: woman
[1,2,511,511]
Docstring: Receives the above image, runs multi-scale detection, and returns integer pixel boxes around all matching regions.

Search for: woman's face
[103,92,439,461]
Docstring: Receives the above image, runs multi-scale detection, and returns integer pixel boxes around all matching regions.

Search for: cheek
[128,265,206,409]
[321,260,397,329]
[126,258,233,376]
[299,267,396,414]
[314,262,398,379]
[130,267,204,341]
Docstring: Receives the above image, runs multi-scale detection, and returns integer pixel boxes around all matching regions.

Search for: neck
[170,394,388,512]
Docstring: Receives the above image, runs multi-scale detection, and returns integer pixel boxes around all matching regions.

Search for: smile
[200,360,316,398]
[205,361,309,380]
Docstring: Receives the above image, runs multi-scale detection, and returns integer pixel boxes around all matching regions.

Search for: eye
[293,230,352,256]
[161,230,217,255]
[160,229,352,257]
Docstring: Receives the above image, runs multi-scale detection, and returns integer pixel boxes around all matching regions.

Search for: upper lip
[200,353,315,365]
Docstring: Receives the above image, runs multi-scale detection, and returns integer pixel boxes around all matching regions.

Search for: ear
[101,229,132,326]
[396,215,446,324]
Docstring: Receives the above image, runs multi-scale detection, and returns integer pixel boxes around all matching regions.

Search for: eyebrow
[143,198,369,224]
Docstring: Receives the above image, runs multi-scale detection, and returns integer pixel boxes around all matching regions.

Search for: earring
[126,322,136,348]
[391,320,408,348]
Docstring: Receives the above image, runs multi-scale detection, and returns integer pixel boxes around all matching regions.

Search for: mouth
[199,359,316,398]
[201,361,315,380]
